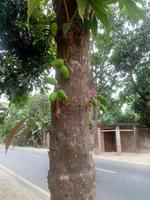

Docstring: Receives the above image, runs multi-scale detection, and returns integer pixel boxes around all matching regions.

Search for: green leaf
[35,121,41,128]
[50,22,58,37]
[84,17,98,35]
[59,65,70,79]
[145,95,150,100]
[44,76,58,85]
[14,93,29,106]
[49,92,58,103]
[103,0,118,4]
[27,0,39,22]
[91,98,98,107]
[100,103,106,113]
[5,118,27,152]
[57,90,68,101]
[62,23,70,38]
[77,0,87,20]
[118,0,124,10]
[89,0,111,29]
[119,0,145,19]
[52,59,64,68]
[91,17,98,36]
[84,19,92,32]
[97,95,106,102]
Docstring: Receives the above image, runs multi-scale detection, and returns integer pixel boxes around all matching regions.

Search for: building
[94,124,150,153]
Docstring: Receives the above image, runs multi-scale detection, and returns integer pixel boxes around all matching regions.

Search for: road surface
[0,146,150,200]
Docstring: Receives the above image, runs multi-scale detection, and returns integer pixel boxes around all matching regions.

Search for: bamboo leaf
[5,118,27,152]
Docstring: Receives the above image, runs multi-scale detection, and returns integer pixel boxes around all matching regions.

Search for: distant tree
[112,20,150,126]
[0,0,55,101]
[100,100,139,125]
[27,94,51,147]
[91,31,118,100]
[0,102,8,125]
[0,94,51,146]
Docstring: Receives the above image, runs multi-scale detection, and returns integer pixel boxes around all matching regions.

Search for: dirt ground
[0,168,48,200]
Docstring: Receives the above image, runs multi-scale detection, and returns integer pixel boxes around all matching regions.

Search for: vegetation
[111,19,150,126]
[91,10,150,126]
[0,94,51,147]
[0,0,147,199]
[0,0,55,102]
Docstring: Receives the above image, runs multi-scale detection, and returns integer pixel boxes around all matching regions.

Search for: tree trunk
[48,1,96,199]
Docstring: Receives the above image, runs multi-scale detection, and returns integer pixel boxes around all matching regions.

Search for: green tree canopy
[0,0,55,102]
[112,19,150,126]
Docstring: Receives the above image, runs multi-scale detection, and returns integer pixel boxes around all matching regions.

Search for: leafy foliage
[111,19,150,126]
[0,0,145,103]
[0,102,8,124]
[91,30,119,101]
[100,101,139,125]
[0,0,148,147]
[90,6,150,126]
[0,94,51,148]
[0,0,55,102]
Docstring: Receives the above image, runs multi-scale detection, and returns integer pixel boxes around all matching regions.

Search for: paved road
[0,146,150,200]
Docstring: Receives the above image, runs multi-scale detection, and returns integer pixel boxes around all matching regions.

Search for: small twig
[56,0,62,18]
[70,9,77,25]
[63,0,70,23]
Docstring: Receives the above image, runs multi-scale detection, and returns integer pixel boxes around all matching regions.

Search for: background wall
[136,128,150,153]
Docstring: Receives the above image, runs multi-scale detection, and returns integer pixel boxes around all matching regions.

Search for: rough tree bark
[48,1,96,199]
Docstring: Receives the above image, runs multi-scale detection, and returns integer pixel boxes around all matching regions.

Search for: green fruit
[91,98,97,107]
[62,23,70,37]
[44,76,58,85]
[52,59,64,68]
[59,65,70,79]
[57,90,68,101]
[49,92,58,102]
[50,22,58,37]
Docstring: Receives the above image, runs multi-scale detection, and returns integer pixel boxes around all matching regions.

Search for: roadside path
[0,168,48,200]
[1,146,150,200]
